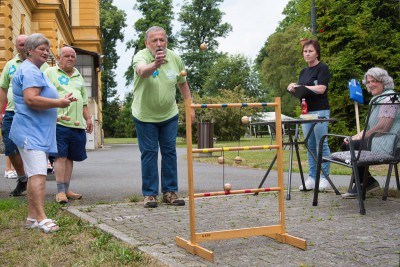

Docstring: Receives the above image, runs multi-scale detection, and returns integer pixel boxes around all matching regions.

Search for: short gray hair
[59,46,76,57]
[362,67,394,91]
[25,33,50,56]
[145,26,166,40]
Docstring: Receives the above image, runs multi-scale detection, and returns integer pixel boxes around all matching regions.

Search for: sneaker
[9,181,27,196]
[342,179,380,199]
[144,196,158,208]
[56,192,68,204]
[299,178,315,191]
[4,170,17,179]
[162,192,185,206]
[66,191,82,200]
[366,180,380,193]
[319,178,331,191]
[47,160,54,174]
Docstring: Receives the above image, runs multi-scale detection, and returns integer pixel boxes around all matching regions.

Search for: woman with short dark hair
[287,39,331,191]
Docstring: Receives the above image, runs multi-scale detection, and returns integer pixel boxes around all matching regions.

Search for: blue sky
[112,0,289,98]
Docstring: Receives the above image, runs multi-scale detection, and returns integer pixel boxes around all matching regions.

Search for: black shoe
[342,185,358,199]
[342,178,380,199]
[9,181,27,197]
[366,179,380,193]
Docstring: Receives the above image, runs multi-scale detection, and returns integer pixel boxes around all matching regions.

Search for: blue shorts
[2,111,19,156]
[49,125,87,161]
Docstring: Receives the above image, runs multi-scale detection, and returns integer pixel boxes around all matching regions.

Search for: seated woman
[342,67,399,198]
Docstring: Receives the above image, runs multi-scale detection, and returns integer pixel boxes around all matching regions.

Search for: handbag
[348,79,364,104]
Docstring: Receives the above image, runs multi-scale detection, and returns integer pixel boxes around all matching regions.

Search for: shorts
[2,111,19,156]
[49,124,87,161]
[18,148,48,178]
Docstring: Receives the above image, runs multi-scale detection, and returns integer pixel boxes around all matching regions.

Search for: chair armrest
[318,133,359,161]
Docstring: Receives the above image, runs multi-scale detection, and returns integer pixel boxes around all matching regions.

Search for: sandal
[25,218,38,229]
[38,218,59,233]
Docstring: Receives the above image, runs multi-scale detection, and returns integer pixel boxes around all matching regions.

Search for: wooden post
[355,102,361,133]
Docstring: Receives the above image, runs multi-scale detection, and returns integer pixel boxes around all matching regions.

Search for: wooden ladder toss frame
[176,97,307,262]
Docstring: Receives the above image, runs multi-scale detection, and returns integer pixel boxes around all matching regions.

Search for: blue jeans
[301,110,331,180]
[133,115,179,196]
[1,111,19,156]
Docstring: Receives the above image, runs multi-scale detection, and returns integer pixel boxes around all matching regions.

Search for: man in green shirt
[44,46,93,204]
[131,26,195,208]
[0,34,48,196]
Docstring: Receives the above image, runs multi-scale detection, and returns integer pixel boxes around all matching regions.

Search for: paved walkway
[68,192,400,266]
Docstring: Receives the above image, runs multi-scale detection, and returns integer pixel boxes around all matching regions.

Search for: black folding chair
[313,92,400,215]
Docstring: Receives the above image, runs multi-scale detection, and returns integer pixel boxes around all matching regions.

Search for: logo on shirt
[8,65,16,75]
[152,69,159,78]
[166,69,176,80]
[59,75,69,85]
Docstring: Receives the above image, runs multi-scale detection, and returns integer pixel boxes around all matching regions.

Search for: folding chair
[313,92,400,215]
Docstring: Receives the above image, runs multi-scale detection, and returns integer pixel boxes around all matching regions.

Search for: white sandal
[38,218,59,233]
[25,218,38,229]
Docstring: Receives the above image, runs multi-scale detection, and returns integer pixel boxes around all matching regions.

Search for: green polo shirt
[44,65,88,129]
[131,48,186,122]
[0,55,48,111]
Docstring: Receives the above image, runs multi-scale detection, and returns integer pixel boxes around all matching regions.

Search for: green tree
[102,98,121,137]
[113,92,136,138]
[178,89,261,141]
[100,0,127,137]
[203,54,262,98]
[257,0,400,149]
[258,24,306,117]
[177,0,232,95]
[124,0,175,86]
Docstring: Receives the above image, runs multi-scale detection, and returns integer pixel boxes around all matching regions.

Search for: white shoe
[299,178,315,191]
[5,170,17,179]
[319,178,331,191]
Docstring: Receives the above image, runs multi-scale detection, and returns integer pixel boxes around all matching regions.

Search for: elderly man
[44,46,93,203]
[0,34,49,196]
[131,26,195,208]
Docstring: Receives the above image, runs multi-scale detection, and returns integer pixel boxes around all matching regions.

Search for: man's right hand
[154,49,166,68]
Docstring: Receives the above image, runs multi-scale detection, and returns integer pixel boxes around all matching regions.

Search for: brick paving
[67,191,400,266]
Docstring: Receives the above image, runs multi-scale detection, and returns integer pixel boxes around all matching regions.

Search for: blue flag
[348,79,364,104]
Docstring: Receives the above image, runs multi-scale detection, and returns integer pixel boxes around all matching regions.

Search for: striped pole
[191,102,275,109]
[192,145,278,154]
[194,187,280,198]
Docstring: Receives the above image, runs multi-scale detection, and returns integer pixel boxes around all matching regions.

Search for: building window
[75,54,96,98]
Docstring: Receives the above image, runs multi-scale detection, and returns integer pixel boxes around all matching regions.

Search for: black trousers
[341,139,372,183]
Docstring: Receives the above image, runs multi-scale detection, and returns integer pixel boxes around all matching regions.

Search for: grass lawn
[0,198,163,267]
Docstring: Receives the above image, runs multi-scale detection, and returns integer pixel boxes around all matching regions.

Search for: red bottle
[301,98,308,115]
